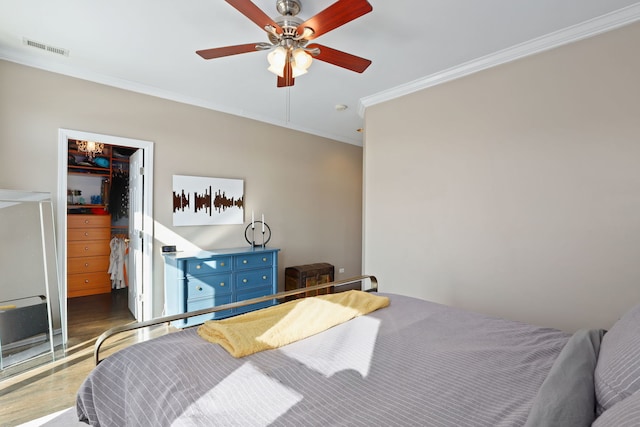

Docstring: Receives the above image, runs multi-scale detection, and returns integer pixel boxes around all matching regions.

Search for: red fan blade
[277,54,295,87]
[196,43,261,60]
[307,44,371,73]
[225,0,282,34]
[297,0,372,40]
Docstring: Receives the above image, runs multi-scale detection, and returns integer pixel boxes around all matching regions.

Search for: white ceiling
[1,0,639,145]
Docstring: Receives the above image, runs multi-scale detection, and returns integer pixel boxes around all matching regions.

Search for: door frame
[57,128,154,345]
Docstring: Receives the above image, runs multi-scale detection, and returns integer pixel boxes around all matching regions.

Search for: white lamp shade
[291,65,308,78]
[267,46,287,77]
[292,48,312,70]
[267,64,285,77]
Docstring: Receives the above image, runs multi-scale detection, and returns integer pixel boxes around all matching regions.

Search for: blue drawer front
[186,274,232,300]
[186,257,232,276]
[186,294,233,325]
[235,286,276,315]
[235,253,273,270]
[236,269,272,290]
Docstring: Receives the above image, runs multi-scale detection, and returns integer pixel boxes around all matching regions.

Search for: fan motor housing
[268,16,305,45]
[276,0,301,16]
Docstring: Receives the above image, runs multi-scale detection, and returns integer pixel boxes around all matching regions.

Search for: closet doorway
[57,129,154,347]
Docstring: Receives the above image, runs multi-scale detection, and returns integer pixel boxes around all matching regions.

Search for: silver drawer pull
[262,257,267,262]
[220,262,225,267]
[220,282,225,287]
[243,278,248,283]
[196,264,201,269]
[262,275,267,280]
[242,259,248,264]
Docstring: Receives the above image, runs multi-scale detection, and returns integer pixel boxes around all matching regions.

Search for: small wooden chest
[285,263,334,299]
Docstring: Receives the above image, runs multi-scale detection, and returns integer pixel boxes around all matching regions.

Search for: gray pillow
[594,303,640,414]
[593,389,640,427]
[524,329,603,427]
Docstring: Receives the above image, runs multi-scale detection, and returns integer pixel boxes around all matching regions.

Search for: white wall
[0,60,363,317]
[364,22,640,332]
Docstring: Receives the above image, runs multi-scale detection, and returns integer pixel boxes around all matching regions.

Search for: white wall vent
[23,38,69,56]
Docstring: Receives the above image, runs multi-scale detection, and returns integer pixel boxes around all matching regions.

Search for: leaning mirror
[0,190,61,378]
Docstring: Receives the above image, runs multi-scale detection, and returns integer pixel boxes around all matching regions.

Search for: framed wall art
[172,175,244,226]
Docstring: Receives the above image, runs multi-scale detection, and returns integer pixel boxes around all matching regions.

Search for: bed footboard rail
[94,275,377,365]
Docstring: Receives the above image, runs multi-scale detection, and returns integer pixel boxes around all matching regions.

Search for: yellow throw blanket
[197,290,389,358]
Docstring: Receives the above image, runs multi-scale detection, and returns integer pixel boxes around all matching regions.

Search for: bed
[76,276,640,426]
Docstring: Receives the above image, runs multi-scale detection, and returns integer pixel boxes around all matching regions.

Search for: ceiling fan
[196,0,373,87]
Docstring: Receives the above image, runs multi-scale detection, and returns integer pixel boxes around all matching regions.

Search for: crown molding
[358,3,640,116]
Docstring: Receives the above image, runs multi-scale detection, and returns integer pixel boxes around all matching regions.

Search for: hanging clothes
[109,236,128,289]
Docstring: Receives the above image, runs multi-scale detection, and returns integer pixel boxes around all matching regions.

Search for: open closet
[66,140,137,300]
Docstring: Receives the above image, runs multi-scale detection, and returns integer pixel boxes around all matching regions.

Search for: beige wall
[0,60,363,317]
[364,22,640,332]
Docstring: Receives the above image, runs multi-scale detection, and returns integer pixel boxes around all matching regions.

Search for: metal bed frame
[94,275,378,365]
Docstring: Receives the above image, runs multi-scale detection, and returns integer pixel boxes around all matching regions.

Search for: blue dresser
[163,247,279,328]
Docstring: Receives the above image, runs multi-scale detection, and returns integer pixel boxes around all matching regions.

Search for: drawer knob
[84,232,89,237]
[262,257,267,262]
[242,259,248,264]
[84,220,89,224]
[220,282,225,287]
[262,275,267,280]
[196,286,203,291]
[84,263,89,267]
[84,279,89,284]
[220,262,225,267]
[243,278,248,283]
[196,264,201,269]
[84,247,89,251]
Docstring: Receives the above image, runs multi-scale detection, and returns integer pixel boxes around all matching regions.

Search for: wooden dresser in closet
[67,214,112,298]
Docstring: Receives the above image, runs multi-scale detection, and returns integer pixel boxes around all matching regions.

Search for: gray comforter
[77,294,589,426]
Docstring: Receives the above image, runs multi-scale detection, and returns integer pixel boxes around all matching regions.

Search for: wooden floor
[0,289,173,426]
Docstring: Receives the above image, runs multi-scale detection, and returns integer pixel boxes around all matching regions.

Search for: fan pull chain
[285,87,291,123]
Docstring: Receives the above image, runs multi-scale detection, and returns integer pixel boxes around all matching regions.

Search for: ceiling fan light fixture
[301,27,314,39]
[292,48,312,70]
[268,64,285,77]
[291,65,308,78]
[267,46,287,76]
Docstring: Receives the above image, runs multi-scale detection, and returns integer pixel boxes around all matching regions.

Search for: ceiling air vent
[23,38,69,56]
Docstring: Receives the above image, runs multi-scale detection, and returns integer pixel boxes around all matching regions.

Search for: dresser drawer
[234,252,273,270]
[67,271,111,297]
[187,274,232,299]
[186,294,233,324]
[68,214,111,229]
[67,255,110,274]
[236,269,273,290]
[68,227,111,242]
[186,257,232,276]
[68,240,111,257]
[236,285,275,315]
